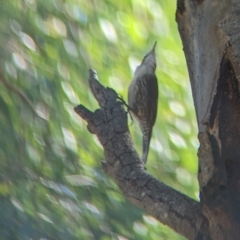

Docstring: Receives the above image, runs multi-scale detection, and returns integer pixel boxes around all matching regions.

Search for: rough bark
[177,0,240,239]
[75,70,205,239]
[75,0,240,239]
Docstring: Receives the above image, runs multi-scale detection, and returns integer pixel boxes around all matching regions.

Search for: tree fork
[74,0,240,239]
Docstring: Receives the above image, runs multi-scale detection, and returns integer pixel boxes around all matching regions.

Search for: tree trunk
[75,1,240,239]
[177,0,240,239]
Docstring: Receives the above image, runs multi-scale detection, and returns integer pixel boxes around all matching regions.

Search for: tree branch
[74,69,206,239]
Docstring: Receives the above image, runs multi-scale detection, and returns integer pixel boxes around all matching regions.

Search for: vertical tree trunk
[177,0,240,238]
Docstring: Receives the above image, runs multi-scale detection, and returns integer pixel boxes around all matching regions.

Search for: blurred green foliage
[0,0,198,239]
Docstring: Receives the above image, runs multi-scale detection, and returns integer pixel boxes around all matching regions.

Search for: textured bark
[177,0,240,239]
[75,70,206,239]
[75,0,240,239]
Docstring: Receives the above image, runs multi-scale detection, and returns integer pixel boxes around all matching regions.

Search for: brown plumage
[128,42,158,164]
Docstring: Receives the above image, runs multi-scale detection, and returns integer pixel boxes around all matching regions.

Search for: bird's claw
[117,95,134,125]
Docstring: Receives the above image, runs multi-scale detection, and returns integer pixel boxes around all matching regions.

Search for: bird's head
[140,41,157,71]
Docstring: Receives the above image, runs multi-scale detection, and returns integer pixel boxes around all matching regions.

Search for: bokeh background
[0,0,199,239]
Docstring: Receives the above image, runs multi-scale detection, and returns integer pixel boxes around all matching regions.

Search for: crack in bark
[177,0,185,15]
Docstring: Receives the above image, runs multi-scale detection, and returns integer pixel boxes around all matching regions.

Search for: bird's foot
[117,95,134,124]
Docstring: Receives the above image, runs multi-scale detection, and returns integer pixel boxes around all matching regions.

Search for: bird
[128,42,158,164]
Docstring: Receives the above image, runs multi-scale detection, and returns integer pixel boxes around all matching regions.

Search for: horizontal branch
[74,69,206,239]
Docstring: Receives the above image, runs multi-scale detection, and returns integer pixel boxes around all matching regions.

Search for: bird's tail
[141,128,152,164]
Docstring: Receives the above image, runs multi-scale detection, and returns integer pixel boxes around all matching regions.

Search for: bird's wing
[145,73,159,126]
[128,73,158,125]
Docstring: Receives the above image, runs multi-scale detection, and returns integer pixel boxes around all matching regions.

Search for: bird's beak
[151,42,157,53]
[141,42,157,65]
